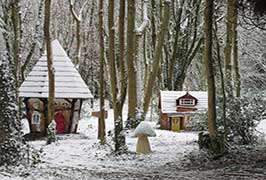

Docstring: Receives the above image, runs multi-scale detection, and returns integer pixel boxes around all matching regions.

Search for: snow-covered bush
[186,112,208,131]
[0,38,25,166]
[187,91,266,145]
[224,92,266,144]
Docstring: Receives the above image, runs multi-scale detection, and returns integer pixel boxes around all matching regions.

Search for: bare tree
[143,0,171,114]
[204,0,217,137]
[44,0,54,130]
[225,0,234,97]
[68,0,88,66]
[232,1,241,97]
[98,0,105,144]
[107,0,127,152]
[126,0,137,127]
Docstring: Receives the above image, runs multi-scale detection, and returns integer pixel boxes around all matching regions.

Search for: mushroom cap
[132,121,156,137]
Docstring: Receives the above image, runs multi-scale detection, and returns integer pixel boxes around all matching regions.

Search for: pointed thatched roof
[19,40,93,99]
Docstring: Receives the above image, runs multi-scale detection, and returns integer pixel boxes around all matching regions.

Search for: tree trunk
[108,0,127,152]
[108,0,117,118]
[115,0,127,152]
[98,0,106,143]
[214,20,227,136]
[44,0,54,128]
[202,0,225,155]
[69,0,83,66]
[11,1,21,88]
[75,20,81,65]
[204,0,216,137]
[143,1,170,114]
[225,0,234,97]
[232,2,240,97]
[11,1,23,122]
[126,0,137,127]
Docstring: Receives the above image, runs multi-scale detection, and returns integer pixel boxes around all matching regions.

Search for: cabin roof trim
[160,91,207,114]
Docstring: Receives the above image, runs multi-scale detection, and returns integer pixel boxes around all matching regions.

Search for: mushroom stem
[136,134,151,154]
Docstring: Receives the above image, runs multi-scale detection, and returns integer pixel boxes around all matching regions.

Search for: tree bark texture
[225,0,234,97]
[214,20,228,137]
[11,1,21,88]
[98,0,106,143]
[108,0,127,152]
[44,0,55,127]
[69,0,85,66]
[232,2,241,97]
[126,0,137,127]
[114,0,127,152]
[204,0,217,137]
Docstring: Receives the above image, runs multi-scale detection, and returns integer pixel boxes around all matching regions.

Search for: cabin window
[32,111,41,125]
[179,99,195,106]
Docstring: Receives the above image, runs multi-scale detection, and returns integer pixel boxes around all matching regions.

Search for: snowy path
[28,129,199,177]
[9,113,200,180]
[2,113,266,179]
[26,111,200,171]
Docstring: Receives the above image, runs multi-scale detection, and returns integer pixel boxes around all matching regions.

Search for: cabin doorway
[171,117,181,131]
[54,111,66,133]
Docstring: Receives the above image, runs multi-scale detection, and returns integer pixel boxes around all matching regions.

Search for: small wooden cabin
[19,40,93,135]
[159,91,207,131]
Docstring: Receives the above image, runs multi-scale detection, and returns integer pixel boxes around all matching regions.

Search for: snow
[5,102,199,179]
[132,121,156,137]
[19,40,93,99]
[160,91,208,114]
[256,119,266,134]
[21,119,30,135]
[27,115,198,171]
[4,102,266,179]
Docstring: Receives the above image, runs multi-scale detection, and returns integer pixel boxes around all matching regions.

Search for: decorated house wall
[26,98,80,134]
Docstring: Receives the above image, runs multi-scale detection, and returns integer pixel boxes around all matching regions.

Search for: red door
[54,112,66,133]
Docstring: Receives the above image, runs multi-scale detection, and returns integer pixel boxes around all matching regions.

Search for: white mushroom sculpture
[132,121,156,154]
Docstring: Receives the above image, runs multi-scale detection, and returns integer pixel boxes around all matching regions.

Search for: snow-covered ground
[2,104,266,179]
[31,112,198,170]
[0,104,199,180]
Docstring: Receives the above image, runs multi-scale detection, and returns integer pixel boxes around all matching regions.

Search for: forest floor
[1,107,266,180]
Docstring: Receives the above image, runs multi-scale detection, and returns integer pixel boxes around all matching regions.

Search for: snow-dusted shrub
[186,112,208,131]
[0,41,25,166]
[187,91,266,145]
[224,92,266,144]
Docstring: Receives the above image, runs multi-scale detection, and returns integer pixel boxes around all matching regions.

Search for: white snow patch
[132,121,156,137]
[21,118,30,135]
[257,119,266,134]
